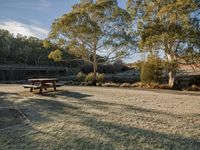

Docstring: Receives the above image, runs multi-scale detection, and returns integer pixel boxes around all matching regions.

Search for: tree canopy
[0,29,74,66]
[48,0,136,84]
[127,0,200,86]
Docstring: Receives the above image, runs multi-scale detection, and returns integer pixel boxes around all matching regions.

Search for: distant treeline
[0,29,74,66]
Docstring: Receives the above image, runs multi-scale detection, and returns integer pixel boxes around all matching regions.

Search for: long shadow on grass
[62,108,200,150]
[0,91,18,107]
[78,98,200,130]
[40,90,92,99]
[1,90,199,149]
[26,90,199,129]
[81,116,200,150]
[18,98,80,122]
[133,88,200,96]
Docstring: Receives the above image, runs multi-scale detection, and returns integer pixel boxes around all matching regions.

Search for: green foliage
[43,40,50,48]
[85,73,94,82]
[0,29,51,65]
[164,60,179,75]
[0,29,75,65]
[97,73,105,83]
[140,54,163,84]
[48,49,63,62]
[85,73,105,83]
[48,0,135,84]
[131,60,144,71]
[127,0,200,86]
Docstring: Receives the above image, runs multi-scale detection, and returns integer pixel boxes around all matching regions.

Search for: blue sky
[0,0,141,63]
[0,0,127,38]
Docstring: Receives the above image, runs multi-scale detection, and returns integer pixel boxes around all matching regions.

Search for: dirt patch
[0,108,28,130]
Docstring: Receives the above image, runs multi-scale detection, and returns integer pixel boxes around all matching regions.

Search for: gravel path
[0,84,199,150]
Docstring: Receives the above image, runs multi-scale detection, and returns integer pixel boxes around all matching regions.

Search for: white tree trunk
[167,54,175,87]
[168,71,175,87]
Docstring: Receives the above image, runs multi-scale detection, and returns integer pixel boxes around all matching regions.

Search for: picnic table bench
[23,78,63,94]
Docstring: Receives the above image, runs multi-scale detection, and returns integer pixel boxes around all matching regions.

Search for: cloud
[0,0,52,11]
[39,0,52,9]
[0,19,49,39]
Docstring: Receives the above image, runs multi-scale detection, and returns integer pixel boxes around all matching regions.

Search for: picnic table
[23,78,61,94]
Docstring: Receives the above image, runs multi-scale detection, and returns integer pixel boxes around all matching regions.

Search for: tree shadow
[0,89,200,149]
[27,125,115,149]
[81,117,200,150]
[40,90,92,99]
[18,98,80,123]
[0,91,19,107]
[133,88,200,96]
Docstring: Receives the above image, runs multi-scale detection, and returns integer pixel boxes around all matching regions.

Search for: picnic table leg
[30,82,34,92]
[52,82,57,91]
[39,82,44,94]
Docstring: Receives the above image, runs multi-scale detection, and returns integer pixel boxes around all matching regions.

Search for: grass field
[0,85,199,150]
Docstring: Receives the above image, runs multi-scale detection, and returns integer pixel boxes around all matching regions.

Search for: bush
[97,73,105,82]
[102,82,120,87]
[85,73,105,83]
[120,83,131,87]
[140,54,163,84]
[187,84,200,91]
[77,72,86,81]
[85,73,94,82]
[140,63,153,84]
[131,82,171,89]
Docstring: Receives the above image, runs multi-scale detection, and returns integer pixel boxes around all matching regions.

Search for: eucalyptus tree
[127,0,200,87]
[0,29,68,65]
[47,0,135,85]
[0,30,13,62]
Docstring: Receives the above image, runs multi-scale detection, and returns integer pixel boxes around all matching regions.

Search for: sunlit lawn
[0,85,200,150]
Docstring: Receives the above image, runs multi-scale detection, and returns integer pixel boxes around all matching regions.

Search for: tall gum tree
[127,0,200,87]
[47,0,136,85]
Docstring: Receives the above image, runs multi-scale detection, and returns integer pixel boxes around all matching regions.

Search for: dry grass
[0,85,200,150]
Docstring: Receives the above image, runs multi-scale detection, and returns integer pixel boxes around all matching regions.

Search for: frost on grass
[0,85,199,150]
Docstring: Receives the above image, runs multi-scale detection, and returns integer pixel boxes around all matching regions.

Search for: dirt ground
[0,84,199,150]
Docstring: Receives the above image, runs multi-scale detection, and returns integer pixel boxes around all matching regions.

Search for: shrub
[120,83,131,87]
[102,82,120,87]
[140,63,153,84]
[132,60,144,71]
[97,73,105,82]
[85,73,105,83]
[140,54,163,84]
[187,84,200,91]
[85,73,94,82]
[77,72,86,81]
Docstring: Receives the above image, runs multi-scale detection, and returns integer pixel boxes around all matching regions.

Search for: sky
[0,0,141,63]
[0,0,127,38]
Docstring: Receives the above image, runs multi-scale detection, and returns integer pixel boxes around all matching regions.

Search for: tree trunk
[92,48,97,86]
[167,53,176,88]
[168,71,175,87]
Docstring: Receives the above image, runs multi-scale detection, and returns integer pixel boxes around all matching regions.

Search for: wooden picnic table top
[28,78,58,82]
